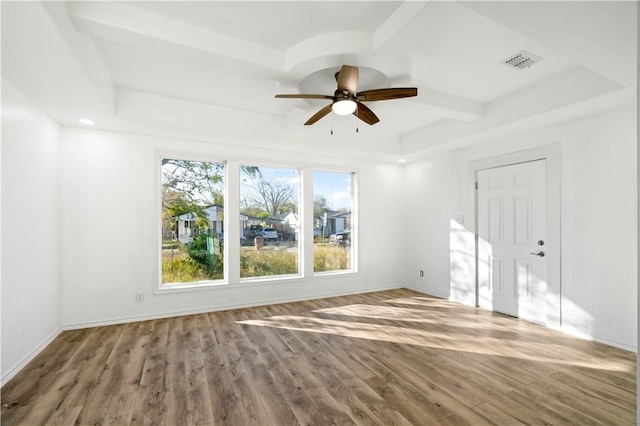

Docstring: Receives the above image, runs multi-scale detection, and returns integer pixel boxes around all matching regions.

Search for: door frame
[470,145,561,329]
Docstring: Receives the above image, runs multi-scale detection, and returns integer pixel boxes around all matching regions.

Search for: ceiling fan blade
[336,65,359,94]
[354,102,380,125]
[356,87,417,102]
[304,104,333,125]
[275,94,334,100]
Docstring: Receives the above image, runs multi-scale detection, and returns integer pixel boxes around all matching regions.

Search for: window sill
[313,269,357,278]
[156,280,228,294]
[154,271,359,295]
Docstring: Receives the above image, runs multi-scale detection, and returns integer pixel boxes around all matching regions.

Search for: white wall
[403,154,465,300]
[403,106,638,351]
[2,87,635,383]
[1,81,61,383]
[58,128,405,327]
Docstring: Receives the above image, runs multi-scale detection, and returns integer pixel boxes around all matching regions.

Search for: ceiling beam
[408,88,483,122]
[374,1,430,52]
[67,1,285,72]
[1,2,114,125]
[401,66,625,154]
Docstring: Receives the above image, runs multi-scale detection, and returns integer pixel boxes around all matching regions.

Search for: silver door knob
[529,251,545,257]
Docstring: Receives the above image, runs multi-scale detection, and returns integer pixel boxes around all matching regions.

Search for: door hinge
[475,181,478,190]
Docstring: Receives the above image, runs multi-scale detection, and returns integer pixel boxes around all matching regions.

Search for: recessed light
[78,118,95,126]
[398,158,407,163]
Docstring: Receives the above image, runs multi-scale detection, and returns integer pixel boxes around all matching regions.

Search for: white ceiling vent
[502,50,543,70]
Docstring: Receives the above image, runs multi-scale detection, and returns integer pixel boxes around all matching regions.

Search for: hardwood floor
[1,289,636,425]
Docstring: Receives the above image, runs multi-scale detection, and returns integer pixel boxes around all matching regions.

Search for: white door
[477,160,547,324]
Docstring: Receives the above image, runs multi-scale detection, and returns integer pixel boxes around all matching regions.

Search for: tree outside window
[240,166,300,278]
[160,160,355,285]
[161,158,225,284]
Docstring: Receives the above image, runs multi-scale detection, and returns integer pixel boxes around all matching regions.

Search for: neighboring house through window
[313,171,354,273]
[161,158,225,285]
[160,158,355,287]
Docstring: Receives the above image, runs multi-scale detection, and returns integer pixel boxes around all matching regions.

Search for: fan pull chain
[355,106,359,133]
[331,113,334,135]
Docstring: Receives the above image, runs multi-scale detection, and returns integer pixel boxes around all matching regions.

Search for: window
[313,171,354,272]
[239,166,300,278]
[159,160,355,286]
[161,158,225,285]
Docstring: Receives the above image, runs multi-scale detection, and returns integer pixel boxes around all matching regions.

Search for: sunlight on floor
[237,299,632,373]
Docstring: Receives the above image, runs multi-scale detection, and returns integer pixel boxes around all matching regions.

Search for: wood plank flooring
[1,289,636,425]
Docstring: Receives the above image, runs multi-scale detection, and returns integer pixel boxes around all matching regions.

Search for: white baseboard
[1,327,62,387]
[62,284,405,330]
[402,284,449,299]
[402,283,423,293]
[549,324,637,353]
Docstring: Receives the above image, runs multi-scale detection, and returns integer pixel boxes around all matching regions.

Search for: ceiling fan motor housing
[334,89,353,101]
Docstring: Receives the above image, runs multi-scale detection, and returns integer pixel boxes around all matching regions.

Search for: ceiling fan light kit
[275,64,417,126]
[332,99,357,116]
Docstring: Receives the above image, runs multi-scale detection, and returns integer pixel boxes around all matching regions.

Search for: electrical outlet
[419,270,424,277]
[136,292,144,302]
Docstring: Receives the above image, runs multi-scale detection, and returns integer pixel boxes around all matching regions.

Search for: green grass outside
[240,247,298,278]
[313,244,349,272]
[162,244,350,284]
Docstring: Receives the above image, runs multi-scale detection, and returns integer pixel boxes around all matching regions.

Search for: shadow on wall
[449,219,476,306]
[560,297,595,340]
[450,220,594,338]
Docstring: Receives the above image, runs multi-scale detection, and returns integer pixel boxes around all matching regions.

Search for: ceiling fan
[275,65,417,126]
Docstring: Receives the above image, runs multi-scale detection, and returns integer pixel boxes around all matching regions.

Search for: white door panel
[477,160,547,324]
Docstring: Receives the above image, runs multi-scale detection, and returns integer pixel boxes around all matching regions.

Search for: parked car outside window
[261,227,278,240]
[247,224,263,237]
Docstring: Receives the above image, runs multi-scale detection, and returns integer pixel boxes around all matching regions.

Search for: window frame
[157,153,229,291]
[155,155,358,294]
[311,169,358,276]
[238,162,303,281]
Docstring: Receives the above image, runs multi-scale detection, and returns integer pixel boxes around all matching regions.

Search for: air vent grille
[502,50,543,70]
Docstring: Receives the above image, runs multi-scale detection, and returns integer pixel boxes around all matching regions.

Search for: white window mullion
[301,168,314,278]
[226,160,241,283]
